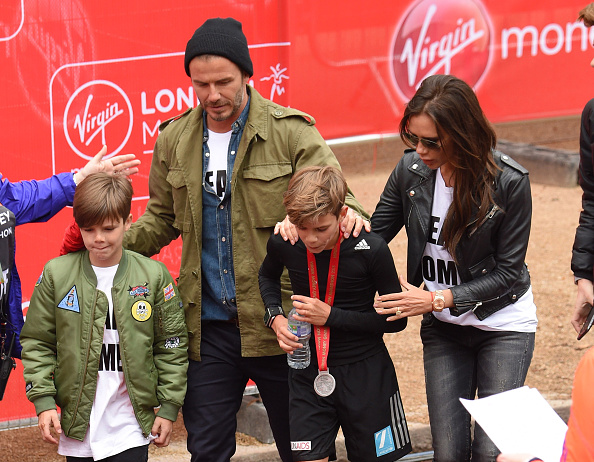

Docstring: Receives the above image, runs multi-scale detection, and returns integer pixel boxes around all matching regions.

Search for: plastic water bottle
[287,307,311,369]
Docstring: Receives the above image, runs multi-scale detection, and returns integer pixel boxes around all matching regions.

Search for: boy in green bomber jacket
[21,173,188,462]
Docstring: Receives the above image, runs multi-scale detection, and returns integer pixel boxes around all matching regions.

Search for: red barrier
[1,0,592,426]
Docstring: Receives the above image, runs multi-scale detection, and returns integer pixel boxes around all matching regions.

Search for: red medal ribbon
[306,236,340,372]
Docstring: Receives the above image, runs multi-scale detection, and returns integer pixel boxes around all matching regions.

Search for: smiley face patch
[131,300,152,322]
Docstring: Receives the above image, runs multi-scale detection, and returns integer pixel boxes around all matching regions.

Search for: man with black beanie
[122,17,369,462]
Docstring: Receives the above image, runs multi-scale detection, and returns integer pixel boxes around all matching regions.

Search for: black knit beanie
[184,17,253,77]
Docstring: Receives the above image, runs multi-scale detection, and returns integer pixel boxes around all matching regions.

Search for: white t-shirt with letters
[58,264,149,459]
[422,168,537,333]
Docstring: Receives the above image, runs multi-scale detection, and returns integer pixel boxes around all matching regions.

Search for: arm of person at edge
[62,138,177,256]
[1,146,139,226]
[292,238,407,333]
[573,279,594,333]
[274,206,371,244]
[571,100,594,333]
[372,153,532,320]
[72,145,141,185]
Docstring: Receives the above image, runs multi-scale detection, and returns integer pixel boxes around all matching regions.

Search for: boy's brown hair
[579,3,594,26]
[283,166,347,227]
[73,173,133,228]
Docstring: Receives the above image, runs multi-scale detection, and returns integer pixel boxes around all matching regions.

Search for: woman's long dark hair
[399,74,500,259]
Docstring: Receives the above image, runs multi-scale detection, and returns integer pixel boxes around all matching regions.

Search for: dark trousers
[183,321,291,462]
[66,444,148,462]
[421,314,535,462]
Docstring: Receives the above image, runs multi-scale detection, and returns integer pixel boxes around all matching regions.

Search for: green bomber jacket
[123,86,368,360]
[20,249,188,440]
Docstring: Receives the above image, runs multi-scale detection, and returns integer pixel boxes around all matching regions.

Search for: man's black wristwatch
[263,305,286,328]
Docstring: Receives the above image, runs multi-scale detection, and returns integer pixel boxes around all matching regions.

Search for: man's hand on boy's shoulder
[151,416,173,447]
[38,409,61,444]
[340,207,370,239]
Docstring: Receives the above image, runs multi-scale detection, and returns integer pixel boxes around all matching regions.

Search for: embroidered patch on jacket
[131,300,152,322]
[128,283,150,298]
[163,282,175,301]
[35,271,43,286]
[164,336,180,349]
[374,426,396,457]
[354,239,371,250]
[58,285,80,313]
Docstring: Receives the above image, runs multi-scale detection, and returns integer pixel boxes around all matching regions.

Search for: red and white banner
[0,0,591,424]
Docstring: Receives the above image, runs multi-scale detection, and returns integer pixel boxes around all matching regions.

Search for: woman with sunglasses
[372,74,537,462]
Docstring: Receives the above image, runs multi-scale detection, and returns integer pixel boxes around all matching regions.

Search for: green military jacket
[124,86,367,360]
[21,250,188,440]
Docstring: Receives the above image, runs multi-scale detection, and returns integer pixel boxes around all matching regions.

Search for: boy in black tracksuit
[259,166,412,462]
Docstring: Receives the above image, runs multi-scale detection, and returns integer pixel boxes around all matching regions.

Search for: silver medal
[313,369,336,397]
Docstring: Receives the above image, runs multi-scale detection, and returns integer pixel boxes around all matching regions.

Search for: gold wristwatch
[432,290,446,312]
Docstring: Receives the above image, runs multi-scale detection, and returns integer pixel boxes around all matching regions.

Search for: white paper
[460,386,568,462]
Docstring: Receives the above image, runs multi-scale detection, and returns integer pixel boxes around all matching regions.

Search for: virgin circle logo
[391,0,493,100]
[63,80,133,160]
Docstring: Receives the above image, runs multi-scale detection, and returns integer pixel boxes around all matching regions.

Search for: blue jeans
[420,314,535,462]
[182,321,291,462]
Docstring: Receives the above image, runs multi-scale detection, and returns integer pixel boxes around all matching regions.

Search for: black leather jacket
[371,149,532,321]
[572,98,594,281]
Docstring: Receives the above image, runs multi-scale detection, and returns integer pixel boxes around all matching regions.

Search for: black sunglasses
[402,132,442,150]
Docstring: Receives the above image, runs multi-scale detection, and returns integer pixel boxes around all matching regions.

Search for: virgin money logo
[63,80,133,160]
[391,0,493,100]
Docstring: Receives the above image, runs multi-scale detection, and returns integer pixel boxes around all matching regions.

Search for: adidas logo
[354,239,370,250]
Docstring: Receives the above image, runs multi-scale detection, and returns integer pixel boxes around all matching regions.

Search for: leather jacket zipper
[456,292,503,312]
[468,204,499,237]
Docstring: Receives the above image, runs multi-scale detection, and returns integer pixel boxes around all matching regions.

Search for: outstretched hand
[73,146,141,185]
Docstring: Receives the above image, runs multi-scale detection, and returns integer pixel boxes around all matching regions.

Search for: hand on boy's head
[274,215,299,245]
[151,416,173,447]
[73,145,141,185]
[340,207,370,239]
[38,409,61,445]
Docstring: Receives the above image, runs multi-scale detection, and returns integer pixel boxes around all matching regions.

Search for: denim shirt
[200,97,251,321]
